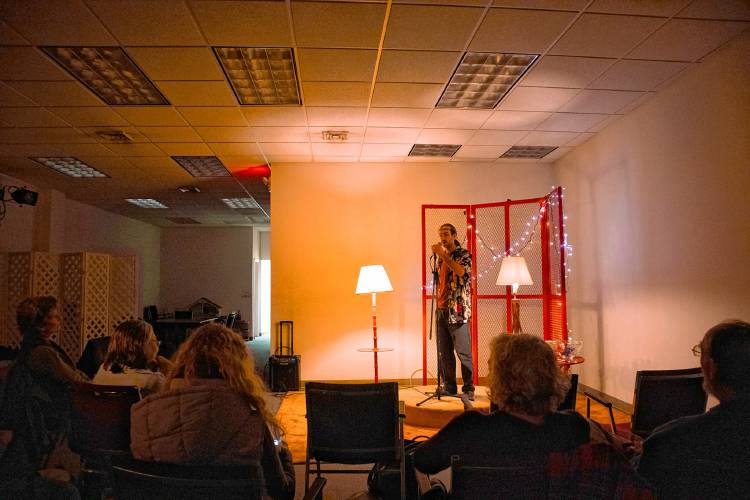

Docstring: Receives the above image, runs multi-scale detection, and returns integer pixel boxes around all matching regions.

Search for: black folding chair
[586,367,707,438]
[304,381,405,499]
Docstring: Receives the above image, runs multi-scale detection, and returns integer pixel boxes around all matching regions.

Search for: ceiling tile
[0,0,117,45]
[424,109,492,129]
[251,127,309,142]
[53,143,117,157]
[405,155,451,163]
[371,83,445,108]
[0,144,66,157]
[589,59,689,91]
[190,0,292,45]
[385,5,484,50]
[302,82,370,106]
[0,127,96,144]
[7,81,103,106]
[0,107,69,127]
[364,127,421,143]
[298,49,377,82]
[678,0,750,21]
[565,132,595,146]
[367,108,432,127]
[0,19,30,45]
[0,47,71,80]
[195,126,253,142]
[263,154,313,163]
[103,143,165,156]
[516,130,579,146]
[493,0,587,9]
[241,107,308,127]
[540,146,573,162]
[0,82,36,106]
[208,143,262,156]
[416,128,475,143]
[536,112,609,132]
[86,0,205,45]
[115,106,188,127]
[311,143,361,156]
[628,19,749,61]
[522,56,615,88]
[258,143,311,155]
[178,107,247,127]
[587,0,692,17]
[616,91,655,114]
[560,89,645,113]
[154,142,214,156]
[155,81,237,106]
[466,130,528,145]
[308,127,364,142]
[218,155,267,169]
[455,145,510,158]
[292,2,386,48]
[550,14,663,58]
[48,107,130,126]
[127,47,224,81]
[470,8,576,53]
[498,87,579,112]
[482,110,551,130]
[360,143,413,156]
[306,107,368,126]
[377,50,462,83]
[137,126,202,143]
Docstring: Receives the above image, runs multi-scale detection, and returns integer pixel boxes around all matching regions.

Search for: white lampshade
[496,256,533,293]
[356,265,393,294]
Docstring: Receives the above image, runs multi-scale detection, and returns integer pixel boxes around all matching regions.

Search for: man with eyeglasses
[637,320,750,498]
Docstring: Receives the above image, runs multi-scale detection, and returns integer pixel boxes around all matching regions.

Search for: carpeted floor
[276,388,631,464]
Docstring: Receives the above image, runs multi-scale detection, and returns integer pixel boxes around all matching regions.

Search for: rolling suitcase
[269,320,300,392]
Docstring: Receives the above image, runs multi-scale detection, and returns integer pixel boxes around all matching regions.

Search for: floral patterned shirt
[436,241,472,324]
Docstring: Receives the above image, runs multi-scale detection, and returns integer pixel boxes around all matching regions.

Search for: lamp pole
[371,292,379,382]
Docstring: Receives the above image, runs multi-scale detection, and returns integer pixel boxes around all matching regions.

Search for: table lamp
[356,265,393,382]
[496,256,533,333]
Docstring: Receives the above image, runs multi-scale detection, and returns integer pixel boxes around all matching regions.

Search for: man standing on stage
[432,223,474,400]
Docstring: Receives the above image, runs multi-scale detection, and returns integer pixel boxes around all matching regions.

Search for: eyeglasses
[691,344,701,357]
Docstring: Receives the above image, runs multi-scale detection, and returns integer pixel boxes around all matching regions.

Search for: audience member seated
[93,319,171,397]
[129,323,295,500]
[415,334,628,472]
[0,296,87,499]
[637,320,750,498]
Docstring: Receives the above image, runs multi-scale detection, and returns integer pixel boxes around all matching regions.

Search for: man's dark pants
[436,309,474,394]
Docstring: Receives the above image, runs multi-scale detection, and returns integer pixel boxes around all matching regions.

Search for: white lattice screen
[2,252,138,359]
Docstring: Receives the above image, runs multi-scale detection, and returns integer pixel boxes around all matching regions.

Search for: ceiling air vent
[500,146,557,159]
[409,144,461,157]
[96,130,134,143]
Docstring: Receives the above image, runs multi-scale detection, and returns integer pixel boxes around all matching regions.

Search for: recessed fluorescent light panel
[222,197,260,209]
[437,52,538,109]
[41,46,169,105]
[30,157,108,177]
[213,47,301,105]
[125,198,169,209]
[500,146,557,159]
[172,156,231,177]
[409,144,461,157]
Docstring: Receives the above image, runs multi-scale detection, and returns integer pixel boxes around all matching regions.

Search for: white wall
[553,33,750,401]
[160,227,253,318]
[272,161,556,381]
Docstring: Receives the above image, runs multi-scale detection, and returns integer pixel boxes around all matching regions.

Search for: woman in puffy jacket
[130,323,294,499]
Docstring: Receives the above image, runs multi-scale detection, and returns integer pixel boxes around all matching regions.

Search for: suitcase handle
[277,320,293,356]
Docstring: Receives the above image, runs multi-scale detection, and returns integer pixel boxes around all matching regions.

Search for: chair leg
[304,453,310,494]
[608,407,617,435]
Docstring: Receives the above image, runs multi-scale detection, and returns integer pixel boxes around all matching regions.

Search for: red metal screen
[421,187,568,384]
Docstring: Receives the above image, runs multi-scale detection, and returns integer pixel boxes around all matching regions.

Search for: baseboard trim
[579,383,633,415]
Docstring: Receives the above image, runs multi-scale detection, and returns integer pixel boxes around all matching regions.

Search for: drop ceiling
[0,0,748,227]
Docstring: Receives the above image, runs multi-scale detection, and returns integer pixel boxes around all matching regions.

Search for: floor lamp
[497,256,533,333]
[356,265,393,382]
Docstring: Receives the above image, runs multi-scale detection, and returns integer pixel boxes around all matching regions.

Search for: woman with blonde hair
[93,319,170,396]
[415,333,591,472]
[130,323,294,499]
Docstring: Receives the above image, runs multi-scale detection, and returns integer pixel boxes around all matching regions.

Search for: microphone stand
[417,253,450,406]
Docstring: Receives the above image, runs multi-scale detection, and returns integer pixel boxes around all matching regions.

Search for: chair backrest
[449,443,655,500]
[76,336,111,379]
[305,381,401,464]
[631,367,707,438]
[662,458,750,499]
[558,373,579,411]
[69,384,141,456]
[226,312,237,329]
[111,456,264,500]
